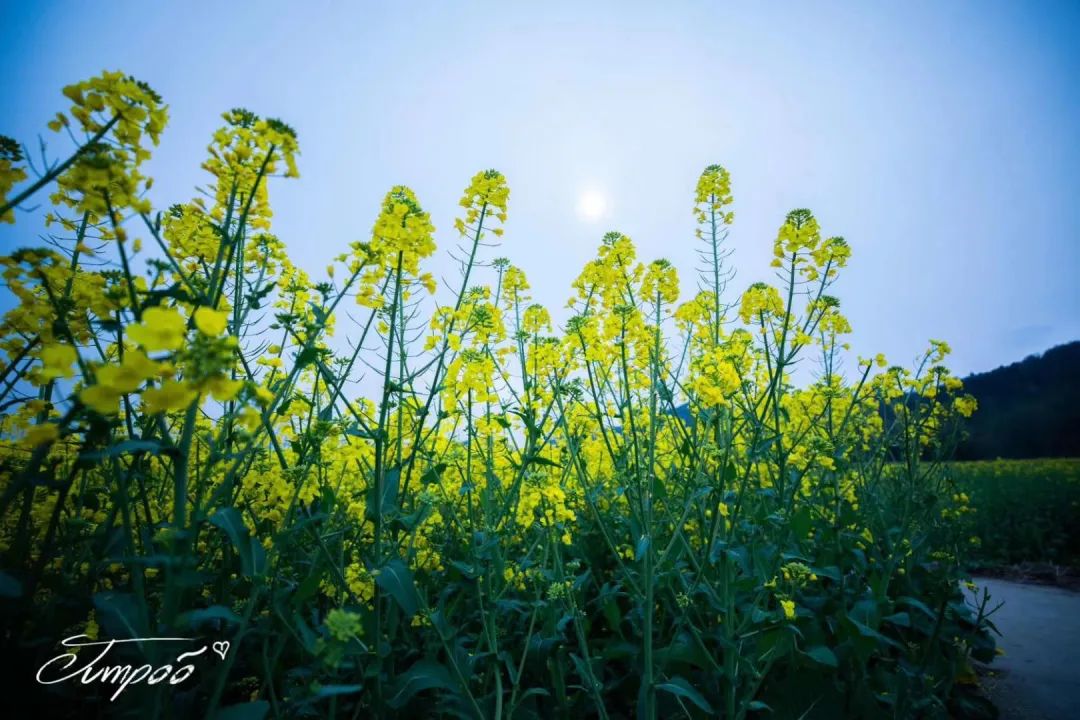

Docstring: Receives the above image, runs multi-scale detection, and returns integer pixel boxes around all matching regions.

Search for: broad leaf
[0,570,23,598]
[366,467,401,520]
[657,675,714,713]
[388,660,457,708]
[93,591,147,641]
[376,558,420,617]
[210,508,265,578]
[803,644,838,668]
[215,701,269,720]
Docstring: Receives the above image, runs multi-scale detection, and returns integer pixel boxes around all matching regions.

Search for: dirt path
[970,577,1080,719]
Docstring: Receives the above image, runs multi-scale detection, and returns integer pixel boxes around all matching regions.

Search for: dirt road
[970,577,1080,719]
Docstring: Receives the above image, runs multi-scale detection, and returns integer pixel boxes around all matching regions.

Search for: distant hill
[668,342,1078,460]
[957,341,1080,460]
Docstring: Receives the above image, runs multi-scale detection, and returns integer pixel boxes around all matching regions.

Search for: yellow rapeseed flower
[40,344,77,381]
[325,608,363,641]
[142,379,197,414]
[202,375,243,402]
[79,384,122,415]
[193,306,229,336]
[95,350,161,393]
[128,306,186,352]
[24,423,60,447]
[253,385,274,407]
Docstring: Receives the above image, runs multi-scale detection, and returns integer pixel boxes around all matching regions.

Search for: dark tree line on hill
[671,342,1077,460]
[956,340,1080,460]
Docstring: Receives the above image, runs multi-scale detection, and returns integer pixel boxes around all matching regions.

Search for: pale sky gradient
[2,0,1078,376]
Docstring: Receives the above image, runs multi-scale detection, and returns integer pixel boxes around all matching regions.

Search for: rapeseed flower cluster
[0,73,991,719]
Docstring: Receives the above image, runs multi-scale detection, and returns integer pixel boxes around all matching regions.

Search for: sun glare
[577,189,608,222]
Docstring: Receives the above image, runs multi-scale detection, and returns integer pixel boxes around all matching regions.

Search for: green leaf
[803,645,838,668]
[245,280,277,310]
[524,454,562,468]
[291,612,319,653]
[726,546,751,575]
[848,617,879,639]
[790,506,813,540]
[144,283,196,306]
[897,596,937,619]
[214,701,269,720]
[249,541,267,576]
[845,617,904,651]
[657,676,714,713]
[883,611,911,628]
[210,508,265,578]
[93,591,146,640]
[808,565,842,582]
[294,344,320,369]
[0,570,23,598]
[80,439,171,461]
[308,302,328,325]
[569,652,597,687]
[293,569,322,607]
[602,599,622,635]
[635,535,650,562]
[313,684,364,700]
[367,467,401,521]
[182,605,242,629]
[517,687,552,704]
[376,558,420,618]
[655,636,711,669]
[387,659,457,708]
[450,560,479,579]
[210,507,247,550]
[345,423,376,439]
[420,463,447,485]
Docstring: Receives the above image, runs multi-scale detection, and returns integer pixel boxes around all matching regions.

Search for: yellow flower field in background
[952,458,1080,566]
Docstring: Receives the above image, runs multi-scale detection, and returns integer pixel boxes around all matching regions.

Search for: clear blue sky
[2,0,1077,375]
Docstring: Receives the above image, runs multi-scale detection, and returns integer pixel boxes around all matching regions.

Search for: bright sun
[577,189,608,222]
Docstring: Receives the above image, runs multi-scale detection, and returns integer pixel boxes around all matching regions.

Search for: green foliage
[953,458,1080,566]
[957,341,1080,460]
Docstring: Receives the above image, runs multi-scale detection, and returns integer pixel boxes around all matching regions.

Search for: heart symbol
[212,641,229,660]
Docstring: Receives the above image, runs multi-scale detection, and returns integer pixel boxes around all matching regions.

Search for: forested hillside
[958,341,1080,459]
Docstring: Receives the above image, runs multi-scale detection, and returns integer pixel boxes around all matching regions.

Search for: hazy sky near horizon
[1,0,1077,376]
